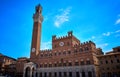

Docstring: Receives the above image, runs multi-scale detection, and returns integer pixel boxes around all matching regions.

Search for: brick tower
[30,4,43,59]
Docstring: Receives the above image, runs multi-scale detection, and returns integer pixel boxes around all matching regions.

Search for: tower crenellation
[52,35,56,40]
[80,40,95,46]
[40,49,52,52]
[33,4,43,23]
[52,34,69,41]
[52,31,73,41]
[68,31,73,36]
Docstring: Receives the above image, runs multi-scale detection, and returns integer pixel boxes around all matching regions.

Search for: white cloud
[102,30,120,37]
[115,30,120,33]
[97,43,108,48]
[54,7,72,27]
[115,19,120,25]
[115,14,120,25]
[103,32,111,36]
[91,36,95,39]
[41,41,51,50]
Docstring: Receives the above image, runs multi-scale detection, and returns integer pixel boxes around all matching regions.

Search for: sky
[0,0,120,59]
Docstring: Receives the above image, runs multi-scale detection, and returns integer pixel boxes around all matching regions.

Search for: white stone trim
[81,59,83,61]
[87,58,90,60]
[36,65,95,75]
[75,60,78,62]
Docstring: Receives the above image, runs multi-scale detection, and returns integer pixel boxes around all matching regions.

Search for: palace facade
[23,4,103,77]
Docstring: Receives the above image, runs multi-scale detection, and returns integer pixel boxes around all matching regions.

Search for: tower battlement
[80,40,95,46]
[72,40,95,47]
[40,49,52,52]
[52,31,73,41]
[52,35,71,41]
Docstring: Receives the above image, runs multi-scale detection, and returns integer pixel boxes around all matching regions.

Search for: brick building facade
[97,46,120,77]
[16,57,29,77]
[23,4,103,77]
[0,53,16,76]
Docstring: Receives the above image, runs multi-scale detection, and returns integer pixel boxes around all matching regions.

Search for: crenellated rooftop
[40,49,52,52]
[73,40,95,47]
[80,40,95,45]
[52,31,73,41]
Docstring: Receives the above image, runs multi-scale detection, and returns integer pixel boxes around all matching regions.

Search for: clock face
[59,42,64,46]
[32,48,35,52]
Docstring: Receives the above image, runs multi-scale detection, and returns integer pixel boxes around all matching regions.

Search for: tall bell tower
[30,4,43,59]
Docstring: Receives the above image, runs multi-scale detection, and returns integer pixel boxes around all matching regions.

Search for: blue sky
[0,0,120,59]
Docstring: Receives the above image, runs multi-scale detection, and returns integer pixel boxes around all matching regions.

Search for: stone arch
[25,67,31,77]
[23,62,36,77]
